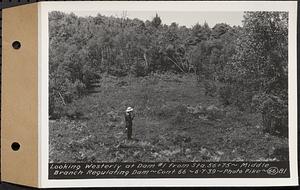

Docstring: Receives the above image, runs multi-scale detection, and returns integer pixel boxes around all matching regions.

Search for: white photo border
[39,1,298,188]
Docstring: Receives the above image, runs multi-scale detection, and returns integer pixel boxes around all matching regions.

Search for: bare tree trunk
[57,91,66,106]
[167,56,186,74]
[101,49,104,65]
[143,52,148,69]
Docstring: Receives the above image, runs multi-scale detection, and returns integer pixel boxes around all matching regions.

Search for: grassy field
[49,73,288,163]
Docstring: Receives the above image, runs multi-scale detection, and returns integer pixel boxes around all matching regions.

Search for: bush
[204,80,218,97]
[49,98,66,119]
[270,147,289,160]
[171,105,190,125]
[65,103,84,119]
[219,84,254,112]
[219,84,232,106]
[109,66,128,77]
[206,105,224,120]
[73,80,86,96]
[156,105,176,119]
[253,93,288,137]
[132,61,148,77]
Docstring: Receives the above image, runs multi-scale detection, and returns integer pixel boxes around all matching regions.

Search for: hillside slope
[49,74,288,163]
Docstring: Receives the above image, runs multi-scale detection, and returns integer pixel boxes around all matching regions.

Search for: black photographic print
[48,8,292,180]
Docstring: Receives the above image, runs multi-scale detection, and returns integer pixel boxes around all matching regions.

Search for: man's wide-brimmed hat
[126,107,133,112]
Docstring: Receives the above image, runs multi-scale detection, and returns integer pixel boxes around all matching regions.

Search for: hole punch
[11,142,20,151]
[12,41,21,49]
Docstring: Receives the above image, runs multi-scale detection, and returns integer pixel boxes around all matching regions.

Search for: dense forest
[49,11,288,162]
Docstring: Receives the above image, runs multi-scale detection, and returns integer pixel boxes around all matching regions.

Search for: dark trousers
[126,125,132,139]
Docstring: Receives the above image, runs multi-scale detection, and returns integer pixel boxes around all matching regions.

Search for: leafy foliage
[222,12,288,136]
[49,11,288,140]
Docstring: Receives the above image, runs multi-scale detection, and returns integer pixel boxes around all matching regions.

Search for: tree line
[49,11,288,137]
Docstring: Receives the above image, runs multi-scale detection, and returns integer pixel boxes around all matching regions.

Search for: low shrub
[253,93,288,137]
[219,84,254,112]
[65,103,84,119]
[270,147,289,160]
[132,61,148,77]
[204,80,218,97]
[219,84,232,106]
[155,105,176,119]
[206,105,224,120]
[171,105,190,125]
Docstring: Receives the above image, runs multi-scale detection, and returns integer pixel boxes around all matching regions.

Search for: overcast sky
[70,11,244,28]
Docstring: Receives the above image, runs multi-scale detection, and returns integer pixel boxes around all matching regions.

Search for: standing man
[125,107,134,140]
